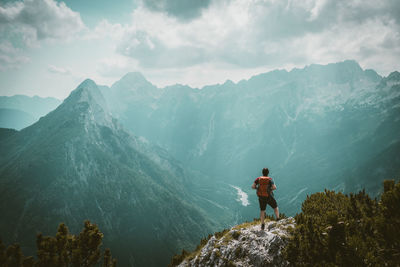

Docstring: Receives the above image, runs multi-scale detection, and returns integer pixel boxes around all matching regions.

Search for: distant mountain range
[0,95,61,130]
[0,108,36,130]
[1,60,399,266]
[97,60,400,215]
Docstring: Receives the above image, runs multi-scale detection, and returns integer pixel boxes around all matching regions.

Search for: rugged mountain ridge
[0,79,225,267]
[98,60,400,217]
[175,218,295,267]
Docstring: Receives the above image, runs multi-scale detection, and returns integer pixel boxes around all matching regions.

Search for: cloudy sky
[0,0,399,99]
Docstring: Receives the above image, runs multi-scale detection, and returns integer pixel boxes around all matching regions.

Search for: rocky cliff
[176,217,295,267]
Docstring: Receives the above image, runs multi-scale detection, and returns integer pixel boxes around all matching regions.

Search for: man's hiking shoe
[276,217,280,221]
[261,224,265,230]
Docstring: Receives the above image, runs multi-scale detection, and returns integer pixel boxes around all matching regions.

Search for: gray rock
[179,217,295,267]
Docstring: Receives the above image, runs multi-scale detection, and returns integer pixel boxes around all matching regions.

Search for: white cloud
[142,0,211,21]
[0,41,30,70]
[110,0,399,79]
[0,0,85,44]
[85,19,125,41]
[0,1,24,22]
[47,64,71,75]
[0,0,86,71]
[96,55,138,78]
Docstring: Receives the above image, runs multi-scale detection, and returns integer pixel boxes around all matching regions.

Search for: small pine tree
[102,249,116,267]
[0,221,116,267]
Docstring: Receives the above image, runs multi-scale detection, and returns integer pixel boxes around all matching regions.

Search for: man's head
[262,168,269,176]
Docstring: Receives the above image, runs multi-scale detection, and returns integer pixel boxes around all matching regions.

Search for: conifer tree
[0,221,116,267]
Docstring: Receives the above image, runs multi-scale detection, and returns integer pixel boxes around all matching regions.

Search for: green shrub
[215,229,229,240]
[284,179,400,266]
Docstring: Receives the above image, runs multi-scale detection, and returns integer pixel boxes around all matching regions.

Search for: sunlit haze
[0,0,399,99]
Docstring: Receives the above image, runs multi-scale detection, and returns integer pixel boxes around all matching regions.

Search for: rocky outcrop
[178,217,295,267]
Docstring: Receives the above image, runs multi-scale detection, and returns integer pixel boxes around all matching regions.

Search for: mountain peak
[122,72,146,81]
[340,59,362,70]
[65,79,106,108]
[112,72,153,89]
[364,69,382,82]
[223,79,235,86]
[77,78,97,89]
[43,78,113,127]
[387,71,400,81]
[300,60,365,84]
[306,60,363,73]
[377,70,400,90]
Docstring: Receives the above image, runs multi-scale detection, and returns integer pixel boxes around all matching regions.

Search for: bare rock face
[179,217,295,267]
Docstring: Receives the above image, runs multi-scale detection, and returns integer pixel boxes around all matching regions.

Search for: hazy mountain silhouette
[100,60,400,216]
[0,79,228,267]
[0,108,36,130]
[0,95,61,129]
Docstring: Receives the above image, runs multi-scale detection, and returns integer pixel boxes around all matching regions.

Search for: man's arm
[271,184,277,190]
[252,182,257,189]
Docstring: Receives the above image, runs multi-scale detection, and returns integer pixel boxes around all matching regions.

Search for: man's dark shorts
[258,196,278,211]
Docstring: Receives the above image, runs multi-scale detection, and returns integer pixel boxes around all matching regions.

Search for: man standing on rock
[252,167,279,230]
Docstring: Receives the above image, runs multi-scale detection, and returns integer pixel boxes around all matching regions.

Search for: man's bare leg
[274,207,279,220]
[260,210,265,224]
[260,210,266,230]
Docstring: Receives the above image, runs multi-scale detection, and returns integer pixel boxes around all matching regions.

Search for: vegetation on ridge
[284,179,400,266]
[0,220,116,267]
[169,180,400,267]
